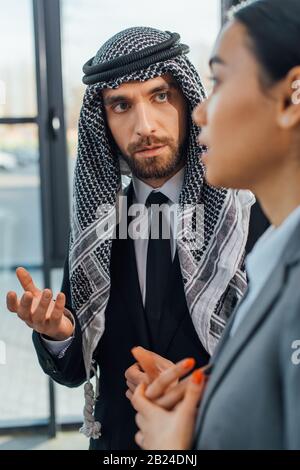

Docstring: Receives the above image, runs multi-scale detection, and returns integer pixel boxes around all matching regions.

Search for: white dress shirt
[42,168,185,356]
[132,167,184,304]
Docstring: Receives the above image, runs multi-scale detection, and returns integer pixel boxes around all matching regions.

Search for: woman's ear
[277,66,300,129]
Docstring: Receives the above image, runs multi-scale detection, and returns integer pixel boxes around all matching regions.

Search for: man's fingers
[151,352,174,371]
[145,358,195,400]
[131,347,159,381]
[50,293,66,321]
[125,389,133,401]
[125,362,147,385]
[16,267,40,295]
[18,291,34,322]
[6,291,19,313]
[126,380,137,393]
[32,289,53,324]
[132,347,173,374]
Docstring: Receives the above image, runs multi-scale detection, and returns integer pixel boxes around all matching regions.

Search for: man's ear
[277,66,300,129]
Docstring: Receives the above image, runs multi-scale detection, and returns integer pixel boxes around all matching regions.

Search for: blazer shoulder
[277,260,300,332]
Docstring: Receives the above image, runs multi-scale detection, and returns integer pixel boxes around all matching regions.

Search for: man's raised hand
[6,267,74,340]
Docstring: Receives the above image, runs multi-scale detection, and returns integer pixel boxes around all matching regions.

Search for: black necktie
[145,191,172,346]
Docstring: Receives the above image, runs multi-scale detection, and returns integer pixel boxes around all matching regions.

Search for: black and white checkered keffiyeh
[69,27,254,438]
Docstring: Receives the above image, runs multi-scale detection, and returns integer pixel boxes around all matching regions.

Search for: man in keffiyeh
[31,27,254,450]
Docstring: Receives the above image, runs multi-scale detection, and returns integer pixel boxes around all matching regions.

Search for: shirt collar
[132,167,185,205]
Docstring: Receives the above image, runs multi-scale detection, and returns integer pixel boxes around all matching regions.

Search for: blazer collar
[194,219,300,440]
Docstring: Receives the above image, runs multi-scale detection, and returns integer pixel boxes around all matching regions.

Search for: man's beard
[120,136,187,180]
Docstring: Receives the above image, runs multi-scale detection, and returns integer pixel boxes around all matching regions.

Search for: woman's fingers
[179,370,205,416]
[18,292,34,322]
[16,267,40,296]
[135,410,146,430]
[131,383,155,416]
[155,378,188,410]
[135,430,145,449]
[127,379,187,410]
[6,291,19,313]
[145,358,196,400]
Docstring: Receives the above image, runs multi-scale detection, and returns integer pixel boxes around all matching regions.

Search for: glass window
[0,124,46,423]
[0,0,45,425]
[0,0,37,118]
[61,0,221,178]
[0,125,41,268]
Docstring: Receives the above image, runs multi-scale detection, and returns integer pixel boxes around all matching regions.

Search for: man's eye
[113,102,129,113]
[155,92,168,103]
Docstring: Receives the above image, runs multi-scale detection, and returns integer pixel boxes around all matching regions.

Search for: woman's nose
[192,100,208,127]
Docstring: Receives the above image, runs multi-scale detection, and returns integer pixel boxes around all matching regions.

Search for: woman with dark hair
[131,0,300,449]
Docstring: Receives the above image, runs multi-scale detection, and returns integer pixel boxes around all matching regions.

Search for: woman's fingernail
[192,369,204,384]
[183,358,196,369]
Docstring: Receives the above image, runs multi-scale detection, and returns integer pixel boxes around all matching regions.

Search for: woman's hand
[131,367,205,450]
[144,358,205,410]
[125,347,184,400]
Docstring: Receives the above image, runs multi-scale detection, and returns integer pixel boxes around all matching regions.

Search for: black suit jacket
[32,184,211,449]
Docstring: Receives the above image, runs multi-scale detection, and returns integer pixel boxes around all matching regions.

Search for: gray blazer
[194,219,300,450]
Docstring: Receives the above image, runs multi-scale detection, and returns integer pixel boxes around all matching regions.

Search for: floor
[0,430,88,450]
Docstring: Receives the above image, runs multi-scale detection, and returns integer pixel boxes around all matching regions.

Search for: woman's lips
[134,145,167,158]
[201,148,211,165]
[197,129,210,148]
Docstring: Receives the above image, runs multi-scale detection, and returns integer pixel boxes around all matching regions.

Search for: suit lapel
[195,219,300,441]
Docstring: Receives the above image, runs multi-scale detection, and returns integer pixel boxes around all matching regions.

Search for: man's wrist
[42,309,75,341]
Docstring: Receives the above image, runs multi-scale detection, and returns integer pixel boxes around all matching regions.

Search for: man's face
[102,74,188,180]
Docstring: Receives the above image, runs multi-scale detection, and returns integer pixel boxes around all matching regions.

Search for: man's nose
[133,103,156,137]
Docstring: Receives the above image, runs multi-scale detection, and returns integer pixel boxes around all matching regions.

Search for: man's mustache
[128,136,173,154]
